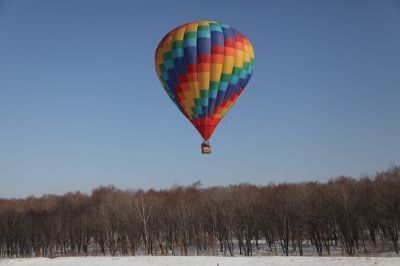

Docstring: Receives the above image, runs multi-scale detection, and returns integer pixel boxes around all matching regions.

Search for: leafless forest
[0,166,399,258]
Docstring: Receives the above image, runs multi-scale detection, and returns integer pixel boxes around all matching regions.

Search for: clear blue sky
[1,0,399,198]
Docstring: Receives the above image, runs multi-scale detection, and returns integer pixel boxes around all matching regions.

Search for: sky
[0,0,400,198]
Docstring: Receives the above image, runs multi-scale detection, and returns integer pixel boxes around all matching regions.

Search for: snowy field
[0,256,399,266]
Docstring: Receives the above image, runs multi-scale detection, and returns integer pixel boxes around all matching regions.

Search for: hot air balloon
[155,21,255,154]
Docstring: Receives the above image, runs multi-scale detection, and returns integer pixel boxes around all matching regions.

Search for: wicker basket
[201,143,212,154]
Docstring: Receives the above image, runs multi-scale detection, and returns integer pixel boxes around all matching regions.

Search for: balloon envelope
[155,21,254,140]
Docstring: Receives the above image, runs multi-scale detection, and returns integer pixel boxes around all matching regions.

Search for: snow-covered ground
[0,256,399,266]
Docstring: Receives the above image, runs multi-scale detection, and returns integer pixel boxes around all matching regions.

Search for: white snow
[0,256,399,266]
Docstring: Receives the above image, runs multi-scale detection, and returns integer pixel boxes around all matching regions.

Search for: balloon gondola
[201,140,212,154]
[155,21,254,153]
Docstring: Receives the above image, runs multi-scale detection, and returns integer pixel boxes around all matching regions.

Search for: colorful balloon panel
[155,21,254,140]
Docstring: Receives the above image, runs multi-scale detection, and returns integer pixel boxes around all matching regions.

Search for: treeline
[0,166,399,258]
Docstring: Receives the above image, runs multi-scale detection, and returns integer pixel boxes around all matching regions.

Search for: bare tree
[1,166,400,257]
